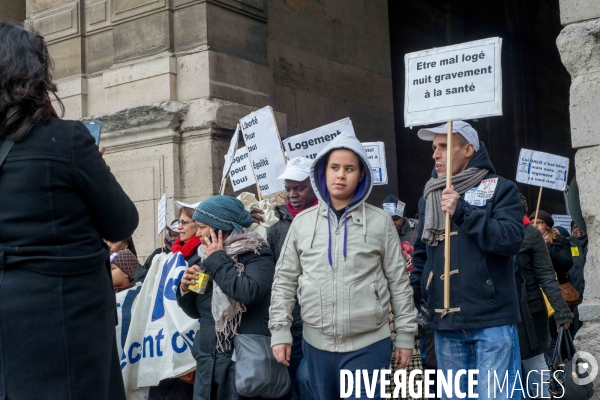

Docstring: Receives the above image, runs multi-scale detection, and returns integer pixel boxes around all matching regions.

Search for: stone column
[24,0,278,261]
[557,1,600,395]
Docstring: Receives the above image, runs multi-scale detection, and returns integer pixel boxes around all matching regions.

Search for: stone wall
[268,0,397,205]
[23,0,395,260]
[557,0,600,395]
[0,0,26,23]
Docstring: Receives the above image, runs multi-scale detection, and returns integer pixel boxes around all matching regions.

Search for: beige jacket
[268,131,416,352]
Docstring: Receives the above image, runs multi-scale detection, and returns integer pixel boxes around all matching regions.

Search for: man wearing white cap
[267,156,317,400]
[410,120,525,399]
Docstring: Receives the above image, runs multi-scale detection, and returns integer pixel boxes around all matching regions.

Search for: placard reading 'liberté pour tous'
[239,106,287,197]
[404,37,502,127]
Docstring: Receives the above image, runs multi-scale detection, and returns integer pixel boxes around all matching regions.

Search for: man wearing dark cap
[381,195,418,245]
[410,120,525,399]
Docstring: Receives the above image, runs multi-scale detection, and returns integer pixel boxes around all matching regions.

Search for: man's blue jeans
[435,324,523,400]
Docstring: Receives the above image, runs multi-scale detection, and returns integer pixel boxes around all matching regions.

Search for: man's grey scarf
[421,168,489,246]
[198,229,267,351]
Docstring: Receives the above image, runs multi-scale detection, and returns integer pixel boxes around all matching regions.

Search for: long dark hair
[0,23,63,142]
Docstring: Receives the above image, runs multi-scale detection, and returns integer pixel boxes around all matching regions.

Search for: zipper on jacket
[332,212,342,352]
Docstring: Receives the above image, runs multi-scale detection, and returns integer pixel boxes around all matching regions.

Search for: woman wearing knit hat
[111,249,139,292]
[177,195,280,400]
[530,209,575,363]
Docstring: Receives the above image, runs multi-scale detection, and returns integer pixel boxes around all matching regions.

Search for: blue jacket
[410,143,524,331]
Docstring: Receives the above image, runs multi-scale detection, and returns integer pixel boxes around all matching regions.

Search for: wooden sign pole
[443,121,453,314]
[534,186,543,225]
[220,175,228,195]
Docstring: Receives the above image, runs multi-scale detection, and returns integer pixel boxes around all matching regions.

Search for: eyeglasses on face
[178,220,194,226]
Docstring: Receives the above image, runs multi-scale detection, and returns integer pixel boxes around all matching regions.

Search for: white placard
[221,124,240,185]
[552,214,573,231]
[240,106,287,197]
[229,147,256,192]
[404,37,502,127]
[516,149,569,191]
[157,193,167,235]
[282,118,356,160]
[362,142,388,185]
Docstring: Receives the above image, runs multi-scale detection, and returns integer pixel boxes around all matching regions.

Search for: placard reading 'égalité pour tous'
[239,106,287,197]
[404,37,502,127]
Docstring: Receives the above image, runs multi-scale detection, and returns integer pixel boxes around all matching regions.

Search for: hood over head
[430,141,496,178]
[310,132,373,211]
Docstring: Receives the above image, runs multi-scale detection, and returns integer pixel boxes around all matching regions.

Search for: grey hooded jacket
[268,132,417,352]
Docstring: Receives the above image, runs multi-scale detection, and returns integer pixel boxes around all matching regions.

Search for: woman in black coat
[0,23,138,400]
[517,199,571,398]
[177,195,278,400]
[530,210,574,364]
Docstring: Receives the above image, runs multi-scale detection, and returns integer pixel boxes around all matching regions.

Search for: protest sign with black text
[404,37,502,127]
[240,106,287,197]
[282,118,355,160]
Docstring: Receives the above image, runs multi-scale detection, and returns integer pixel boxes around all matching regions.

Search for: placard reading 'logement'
[516,149,569,191]
[362,142,388,185]
[239,106,287,197]
[404,37,502,127]
[228,147,256,192]
[282,118,356,160]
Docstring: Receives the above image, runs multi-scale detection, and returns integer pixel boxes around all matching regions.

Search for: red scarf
[523,216,530,226]
[286,199,319,217]
[172,236,201,258]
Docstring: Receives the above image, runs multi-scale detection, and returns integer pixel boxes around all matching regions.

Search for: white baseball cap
[175,201,201,210]
[417,120,480,151]
[277,157,313,182]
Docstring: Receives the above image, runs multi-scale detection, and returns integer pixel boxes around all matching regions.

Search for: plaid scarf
[197,229,267,351]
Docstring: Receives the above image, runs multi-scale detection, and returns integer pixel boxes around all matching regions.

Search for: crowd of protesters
[0,21,589,400]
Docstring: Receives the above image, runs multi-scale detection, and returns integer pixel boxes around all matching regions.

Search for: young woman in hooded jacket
[269,132,417,399]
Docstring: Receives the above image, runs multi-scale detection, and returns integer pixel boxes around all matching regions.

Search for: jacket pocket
[297,275,323,330]
[475,259,497,305]
[348,276,386,335]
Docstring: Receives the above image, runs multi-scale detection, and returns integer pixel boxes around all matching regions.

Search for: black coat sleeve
[177,289,200,319]
[548,239,573,274]
[410,197,427,304]
[530,229,572,324]
[71,121,139,242]
[203,245,275,306]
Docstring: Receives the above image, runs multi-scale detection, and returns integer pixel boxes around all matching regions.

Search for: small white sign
[240,106,287,197]
[465,188,487,207]
[404,37,503,127]
[282,118,356,160]
[229,147,256,192]
[552,214,573,231]
[362,142,387,185]
[383,201,406,217]
[221,124,240,185]
[157,193,167,235]
[516,149,569,191]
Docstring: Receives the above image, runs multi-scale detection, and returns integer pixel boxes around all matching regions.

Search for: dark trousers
[303,338,392,400]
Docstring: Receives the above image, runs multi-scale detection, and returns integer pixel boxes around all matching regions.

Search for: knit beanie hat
[192,195,253,233]
[529,210,554,228]
[112,249,138,280]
